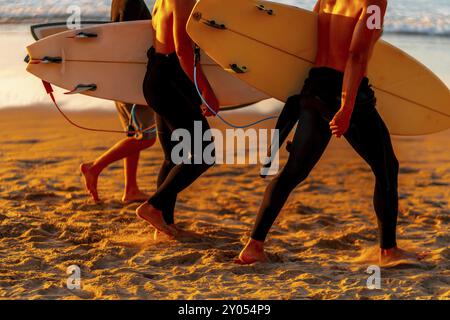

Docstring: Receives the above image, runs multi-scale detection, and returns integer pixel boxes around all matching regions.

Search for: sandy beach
[0,106,448,299]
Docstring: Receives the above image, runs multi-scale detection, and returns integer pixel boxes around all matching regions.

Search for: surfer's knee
[391,154,399,176]
[281,162,310,188]
[139,137,156,149]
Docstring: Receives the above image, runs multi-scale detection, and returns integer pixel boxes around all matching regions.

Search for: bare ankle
[124,186,140,194]
[247,238,265,250]
[82,161,101,177]
[380,246,397,255]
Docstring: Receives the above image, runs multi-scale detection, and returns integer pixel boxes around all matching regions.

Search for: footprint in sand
[24,192,61,201]
[149,252,202,267]
[422,199,447,208]
[15,157,68,169]
[399,167,421,174]
[3,139,41,145]
[293,203,321,215]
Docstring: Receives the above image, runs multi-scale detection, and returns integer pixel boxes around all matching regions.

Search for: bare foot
[122,190,150,204]
[136,202,177,237]
[80,162,100,202]
[379,247,428,267]
[236,239,269,265]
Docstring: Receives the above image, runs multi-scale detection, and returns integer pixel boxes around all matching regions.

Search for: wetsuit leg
[251,96,332,241]
[154,114,177,225]
[143,61,215,214]
[149,115,214,213]
[344,110,399,249]
[273,94,302,150]
[261,95,301,177]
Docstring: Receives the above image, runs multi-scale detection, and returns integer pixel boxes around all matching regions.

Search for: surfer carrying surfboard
[80,0,157,204]
[239,0,425,265]
[136,0,219,237]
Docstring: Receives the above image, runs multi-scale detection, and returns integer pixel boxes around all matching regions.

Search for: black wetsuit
[261,94,301,176]
[143,47,214,224]
[252,67,399,249]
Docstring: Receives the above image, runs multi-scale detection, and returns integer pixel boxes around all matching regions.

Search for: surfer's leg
[123,151,147,202]
[344,109,399,250]
[121,104,157,203]
[239,98,331,264]
[80,102,156,203]
[253,100,331,241]
[275,94,302,147]
[343,112,425,264]
[262,94,301,176]
[140,49,213,236]
[147,114,214,214]
[80,137,155,202]
[138,115,213,238]
[154,114,177,225]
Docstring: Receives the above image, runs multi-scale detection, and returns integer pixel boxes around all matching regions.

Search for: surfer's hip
[299,67,377,119]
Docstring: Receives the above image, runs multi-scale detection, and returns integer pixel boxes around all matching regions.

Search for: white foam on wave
[1,0,449,36]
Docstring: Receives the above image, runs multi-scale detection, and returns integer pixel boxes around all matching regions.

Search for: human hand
[329,108,352,138]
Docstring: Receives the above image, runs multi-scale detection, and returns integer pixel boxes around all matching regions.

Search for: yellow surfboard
[187,0,450,135]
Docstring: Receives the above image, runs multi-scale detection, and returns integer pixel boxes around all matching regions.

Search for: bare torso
[315,0,383,74]
[151,0,176,54]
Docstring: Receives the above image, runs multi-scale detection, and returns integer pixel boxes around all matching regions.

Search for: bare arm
[330,0,386,137]
[341,0,386,115]
[173,0,216,102]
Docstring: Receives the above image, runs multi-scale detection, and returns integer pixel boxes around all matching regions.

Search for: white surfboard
[187,0,450,135]
[30,21,108,41]
[26,20,269,109]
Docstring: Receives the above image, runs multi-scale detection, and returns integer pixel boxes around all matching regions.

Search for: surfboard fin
[67,32,98,39]
[203,19,227,30]
[64,84,97,95]
[40,56,62,64]
[226,64,248,74]
[256,4,274,15]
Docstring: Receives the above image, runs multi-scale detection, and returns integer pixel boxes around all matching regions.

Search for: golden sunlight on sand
[0,107,448,299]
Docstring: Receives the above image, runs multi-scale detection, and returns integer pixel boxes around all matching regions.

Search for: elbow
[174,40,193,60]
[174,45,186,58]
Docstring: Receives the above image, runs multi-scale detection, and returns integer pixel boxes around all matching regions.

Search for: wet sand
[0,106,448,299]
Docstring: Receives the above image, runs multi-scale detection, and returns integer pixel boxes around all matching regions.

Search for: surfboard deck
[26,20,269,109]
[187,0,450,135]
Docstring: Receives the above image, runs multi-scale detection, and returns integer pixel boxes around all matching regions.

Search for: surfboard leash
[193,46,278,129]
[41,80,157,135]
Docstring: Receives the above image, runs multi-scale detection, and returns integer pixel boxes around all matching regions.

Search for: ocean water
[0,0,449,110]
[1,0,449,36]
